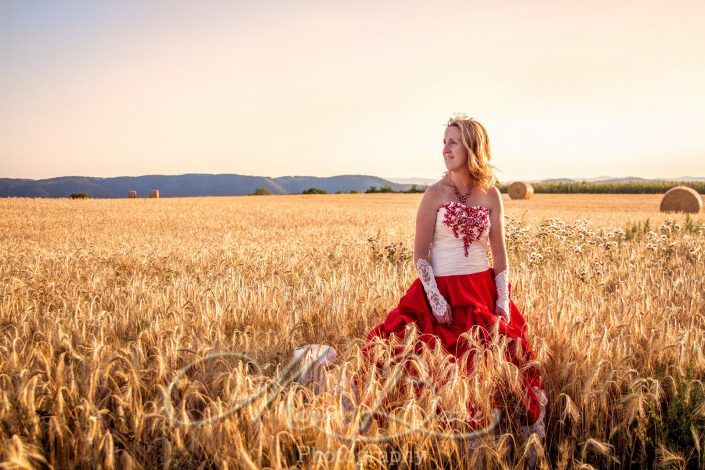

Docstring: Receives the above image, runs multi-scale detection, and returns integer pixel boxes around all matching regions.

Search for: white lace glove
[416,258,452,324]
[495,267,510,323]
[293,344,338,394]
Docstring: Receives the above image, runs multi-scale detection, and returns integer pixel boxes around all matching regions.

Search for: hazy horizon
[3,171,704,184]
[2,0,704,181]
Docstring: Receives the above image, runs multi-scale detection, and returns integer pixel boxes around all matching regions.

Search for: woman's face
[443,126,468,170]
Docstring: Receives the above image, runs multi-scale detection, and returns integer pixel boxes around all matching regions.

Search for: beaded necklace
[450,179,472,204]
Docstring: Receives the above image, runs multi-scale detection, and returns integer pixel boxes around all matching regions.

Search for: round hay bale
[149,189,160,199]
[660,186,702,213]
[508,181,534,200]
[128,190,137,198]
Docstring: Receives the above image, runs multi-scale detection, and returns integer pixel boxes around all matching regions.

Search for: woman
[294,114,547,448]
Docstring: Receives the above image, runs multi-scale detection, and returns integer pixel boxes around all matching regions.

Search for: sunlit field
[1,193,704,468]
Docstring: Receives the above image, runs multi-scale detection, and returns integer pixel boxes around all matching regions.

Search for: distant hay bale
[149,189,160,199]
[660,186,702,213]
[128,190,137,198]
[508,182,534,200]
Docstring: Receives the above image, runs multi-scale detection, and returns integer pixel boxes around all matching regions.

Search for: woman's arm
[413,187,452,324]
[487,186,511,322]
[413,186,439,267]
[487,186,508,274]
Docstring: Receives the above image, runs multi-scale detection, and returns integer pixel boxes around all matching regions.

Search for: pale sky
[2,0,704,182]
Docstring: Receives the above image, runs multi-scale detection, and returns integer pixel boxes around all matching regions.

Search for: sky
[1,0,704,182]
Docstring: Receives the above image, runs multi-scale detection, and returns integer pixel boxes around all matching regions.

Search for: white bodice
[430,202,491,276]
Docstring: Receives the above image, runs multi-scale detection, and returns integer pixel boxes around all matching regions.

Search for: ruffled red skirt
[360,267,544,428]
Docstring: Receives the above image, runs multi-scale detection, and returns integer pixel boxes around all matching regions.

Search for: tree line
[66,180,705,198]
[253,184,428,195]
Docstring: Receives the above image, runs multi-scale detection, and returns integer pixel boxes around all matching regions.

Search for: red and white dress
[293,201,547,441]
[361,201,547,438]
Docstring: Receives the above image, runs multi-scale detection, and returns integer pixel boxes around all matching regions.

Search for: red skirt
[361,267,544,428]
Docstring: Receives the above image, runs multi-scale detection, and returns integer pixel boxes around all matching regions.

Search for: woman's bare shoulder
[418,181,445,210]
[479,185,502,215]
[429,179,453,195]
[428,178,455,196]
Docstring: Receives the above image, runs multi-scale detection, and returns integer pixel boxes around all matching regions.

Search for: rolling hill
[0,174,416,198]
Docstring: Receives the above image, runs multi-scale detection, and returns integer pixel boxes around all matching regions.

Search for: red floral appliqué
[441,202,491,256]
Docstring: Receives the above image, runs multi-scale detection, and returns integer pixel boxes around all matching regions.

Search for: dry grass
[1,193,704,468]
[503,193,701,228]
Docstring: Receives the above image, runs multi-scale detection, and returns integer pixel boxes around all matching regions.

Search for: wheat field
[1,193,704,469]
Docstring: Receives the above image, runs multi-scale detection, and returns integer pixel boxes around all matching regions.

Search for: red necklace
[451,180,472,204]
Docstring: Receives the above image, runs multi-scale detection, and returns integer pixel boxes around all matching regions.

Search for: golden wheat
[0,193,703,468]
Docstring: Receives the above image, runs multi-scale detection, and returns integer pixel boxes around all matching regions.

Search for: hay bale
[508,181,534,200]
[128,190,137,198]
[149,189,160,199]
[660,186,702,213]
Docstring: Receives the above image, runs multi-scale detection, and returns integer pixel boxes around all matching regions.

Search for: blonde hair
[443,113,497,190]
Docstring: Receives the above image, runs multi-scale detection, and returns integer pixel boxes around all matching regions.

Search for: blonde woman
[295,114,547,455]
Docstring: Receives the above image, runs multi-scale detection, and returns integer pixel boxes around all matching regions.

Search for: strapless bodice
[430,201,491,276]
